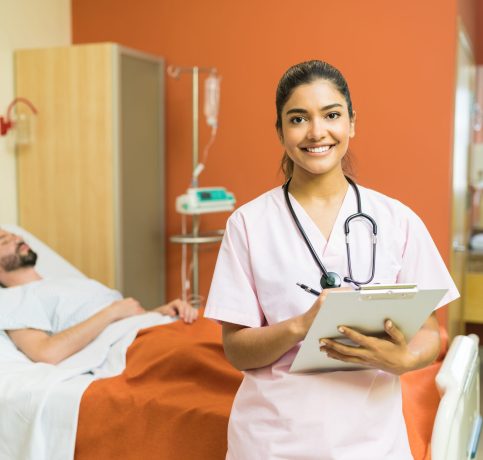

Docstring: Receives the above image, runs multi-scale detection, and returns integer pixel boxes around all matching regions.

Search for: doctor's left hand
[319,320,414,375]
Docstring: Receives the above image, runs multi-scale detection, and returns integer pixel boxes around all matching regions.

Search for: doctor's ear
[276,127,284,144]
[349,111,356,138]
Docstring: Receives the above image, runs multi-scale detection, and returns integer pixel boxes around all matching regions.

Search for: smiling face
[0,229,37,274]
[278,78,355,178]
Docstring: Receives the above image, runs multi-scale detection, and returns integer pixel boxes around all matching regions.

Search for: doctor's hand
[297,291,329,338]
[297,288,352,339]
[319,320,415,375]
[154,299,198,324]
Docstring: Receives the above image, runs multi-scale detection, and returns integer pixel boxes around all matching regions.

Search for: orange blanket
[75,318,442,460]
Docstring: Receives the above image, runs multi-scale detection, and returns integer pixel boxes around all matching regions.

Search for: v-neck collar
[285,183,356,257]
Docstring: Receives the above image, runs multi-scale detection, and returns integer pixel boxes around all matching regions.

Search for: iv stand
[168,65,223,306]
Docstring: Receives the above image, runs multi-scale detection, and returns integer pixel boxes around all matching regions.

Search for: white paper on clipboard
[289,286,448,373]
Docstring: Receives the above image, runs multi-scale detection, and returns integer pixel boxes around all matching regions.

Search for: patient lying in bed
[0,227,198,364]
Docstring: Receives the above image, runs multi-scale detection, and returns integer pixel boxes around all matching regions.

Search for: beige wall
[0,0,71,223]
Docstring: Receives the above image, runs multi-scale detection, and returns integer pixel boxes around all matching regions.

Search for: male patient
[0,228,198,364]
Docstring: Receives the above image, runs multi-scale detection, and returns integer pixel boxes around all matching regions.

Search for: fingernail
[386,320,392,328]
[338,326,344,333]
[319,340,326,347]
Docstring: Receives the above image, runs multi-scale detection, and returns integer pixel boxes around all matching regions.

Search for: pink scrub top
[205,184,459,460]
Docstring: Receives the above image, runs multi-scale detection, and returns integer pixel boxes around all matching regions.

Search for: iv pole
[168,65,221,306]
[191,66,200,300]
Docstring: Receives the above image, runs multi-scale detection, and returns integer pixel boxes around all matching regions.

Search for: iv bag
[204,73,220,128]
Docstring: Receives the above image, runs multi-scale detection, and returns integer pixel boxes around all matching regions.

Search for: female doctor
[204,60,459,459]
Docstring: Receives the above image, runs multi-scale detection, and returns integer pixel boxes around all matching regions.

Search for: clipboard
[289,284,448,373]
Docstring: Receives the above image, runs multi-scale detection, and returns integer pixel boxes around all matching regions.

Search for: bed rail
[432,334,481,460]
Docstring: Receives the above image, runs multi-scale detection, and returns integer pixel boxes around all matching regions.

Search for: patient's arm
[153,298,198,324]
[6,298,144,365]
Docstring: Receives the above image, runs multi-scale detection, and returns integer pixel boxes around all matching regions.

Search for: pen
[296,282,321,297]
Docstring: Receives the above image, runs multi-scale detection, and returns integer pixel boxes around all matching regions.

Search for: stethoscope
[283,176,378,289]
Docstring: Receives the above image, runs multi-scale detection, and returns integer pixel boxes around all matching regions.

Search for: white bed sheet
[0,224,172,460]
[0,312,173,460]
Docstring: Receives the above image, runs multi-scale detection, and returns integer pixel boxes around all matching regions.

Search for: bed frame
[432,334,482,459]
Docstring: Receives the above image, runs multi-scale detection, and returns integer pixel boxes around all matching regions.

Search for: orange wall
[72,0,458,306]
[478,0,483,63]
[458,0,477,47]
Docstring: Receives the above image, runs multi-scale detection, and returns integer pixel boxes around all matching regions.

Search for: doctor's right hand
[297,291,329,339]
[297,287,353,339]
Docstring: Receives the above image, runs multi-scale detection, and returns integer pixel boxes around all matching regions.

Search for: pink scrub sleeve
[397,206,459,308]
[205,212,265,327]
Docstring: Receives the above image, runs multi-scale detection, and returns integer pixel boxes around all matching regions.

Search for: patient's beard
[0,246,38,272]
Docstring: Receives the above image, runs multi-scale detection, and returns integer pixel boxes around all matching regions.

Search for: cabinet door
[118,50,165,306]
[463,272,483,322]
[15,44,116,287]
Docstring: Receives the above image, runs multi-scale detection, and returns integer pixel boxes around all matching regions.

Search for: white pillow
[0,224,86,283]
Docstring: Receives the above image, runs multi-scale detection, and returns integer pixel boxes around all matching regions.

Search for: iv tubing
[191,125,217,186]
[181,214,188,302]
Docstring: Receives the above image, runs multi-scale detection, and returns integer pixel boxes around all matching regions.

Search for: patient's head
[0,229,38,286]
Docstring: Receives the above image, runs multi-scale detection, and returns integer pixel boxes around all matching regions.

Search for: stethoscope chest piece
[321,272,342,289]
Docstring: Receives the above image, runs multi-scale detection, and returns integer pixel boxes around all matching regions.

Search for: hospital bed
[0,224,481,460]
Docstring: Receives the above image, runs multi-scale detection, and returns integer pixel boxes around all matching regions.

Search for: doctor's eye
[289,116,306,125]
[326,112,341,120]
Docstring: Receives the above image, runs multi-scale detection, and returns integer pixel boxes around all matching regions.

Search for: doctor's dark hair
[275,60,354,179]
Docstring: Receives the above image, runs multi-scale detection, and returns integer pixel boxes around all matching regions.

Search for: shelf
[170,230,224,245]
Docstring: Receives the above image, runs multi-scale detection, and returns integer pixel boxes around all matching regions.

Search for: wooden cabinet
[463,254,483,323]
[464,273,483,322]
[15,43,166,307]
